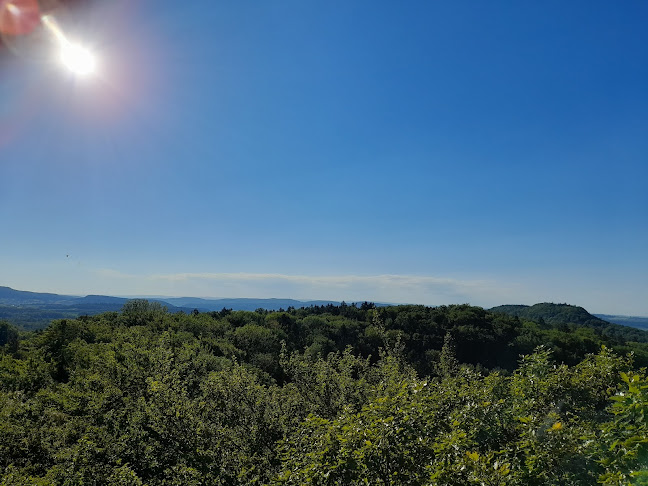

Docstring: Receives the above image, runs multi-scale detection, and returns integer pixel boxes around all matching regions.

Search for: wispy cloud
[94,269,515,307]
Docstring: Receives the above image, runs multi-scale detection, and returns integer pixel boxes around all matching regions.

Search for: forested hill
[490,302,648,345]
[1,301,648,484]
[0,286,346,330]
[489,303,608,327]
[0,286,195,330]
[3,300,648,375]
[0,286,75,305]
[596,314,648,332]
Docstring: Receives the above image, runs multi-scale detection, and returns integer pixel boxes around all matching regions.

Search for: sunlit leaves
[0,304,647,484]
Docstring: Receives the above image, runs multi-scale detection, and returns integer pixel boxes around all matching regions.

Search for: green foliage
[597,371,648,485]
[275,346,632,485]
[492,303,648,346]
[0,302,647,484]
[438,332,459,377]
[0,321,19,354]
[121,299,168,327]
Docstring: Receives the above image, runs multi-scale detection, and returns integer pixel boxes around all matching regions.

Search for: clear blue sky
[1,0,647,315]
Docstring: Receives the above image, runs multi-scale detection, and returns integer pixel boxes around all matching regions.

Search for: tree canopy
[1,303,647,484]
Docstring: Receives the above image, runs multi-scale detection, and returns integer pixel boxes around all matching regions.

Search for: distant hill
[77,295,130,305]
[4,284,644,341]
[0,286,193,330]
[0,286,384,329]
[0,286,77,305]
[595,314,648,332]
[490,303,648,344]
[489,303,609,328]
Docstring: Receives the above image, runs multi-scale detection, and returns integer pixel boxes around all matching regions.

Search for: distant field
[0,303,124,330]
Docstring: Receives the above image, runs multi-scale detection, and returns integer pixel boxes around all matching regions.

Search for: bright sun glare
[40,14,97,77]
[60,42,96,76]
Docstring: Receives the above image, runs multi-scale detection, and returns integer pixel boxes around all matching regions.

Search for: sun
[60,41,97,77]
[41,14,98,78]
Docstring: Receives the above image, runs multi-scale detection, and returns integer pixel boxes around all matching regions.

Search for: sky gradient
[1,1,647,315]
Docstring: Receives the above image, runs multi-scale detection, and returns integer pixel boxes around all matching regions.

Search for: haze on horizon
[1,1,647,316]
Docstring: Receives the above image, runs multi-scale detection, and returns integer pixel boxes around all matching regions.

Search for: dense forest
[1,301,647,484]
[490,303,648,345]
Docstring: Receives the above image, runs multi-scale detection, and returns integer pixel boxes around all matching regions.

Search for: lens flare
[0,0,40,36]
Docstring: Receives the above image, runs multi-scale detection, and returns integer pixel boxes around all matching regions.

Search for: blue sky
[1,0,647,315]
